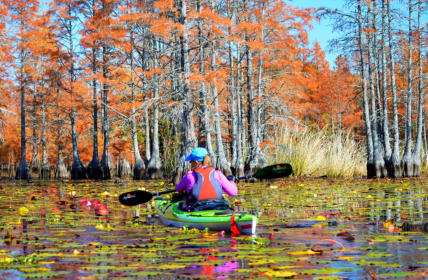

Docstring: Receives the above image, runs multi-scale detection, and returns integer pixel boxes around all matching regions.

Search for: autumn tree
[173,0,198,183]
[116,0,147,179]
[26,11,60,179]
[0,0,13,146]
[80,0,103,179]
[52,0,87,179]
[7,0,44,180]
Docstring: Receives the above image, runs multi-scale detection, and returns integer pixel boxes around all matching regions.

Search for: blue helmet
[185,147,208,162]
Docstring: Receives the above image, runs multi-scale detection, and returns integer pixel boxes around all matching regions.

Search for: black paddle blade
[253,163,293,179]
[118,190,153,206]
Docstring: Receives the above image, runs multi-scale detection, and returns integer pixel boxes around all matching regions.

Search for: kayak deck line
[214,211,247,215]
[187,211,246,217]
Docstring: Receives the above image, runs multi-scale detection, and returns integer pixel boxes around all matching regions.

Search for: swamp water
[0,177,427,279]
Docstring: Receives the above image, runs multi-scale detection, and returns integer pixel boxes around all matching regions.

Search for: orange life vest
[191,166,223,201]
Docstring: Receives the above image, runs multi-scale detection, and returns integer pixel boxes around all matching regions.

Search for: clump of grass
[421,154,428,175]
[268,128,366,178]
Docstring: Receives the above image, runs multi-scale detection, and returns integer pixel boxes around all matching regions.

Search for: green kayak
[154,198,257,234]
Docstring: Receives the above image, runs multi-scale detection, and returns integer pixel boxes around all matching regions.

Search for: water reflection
[367,188,426,227]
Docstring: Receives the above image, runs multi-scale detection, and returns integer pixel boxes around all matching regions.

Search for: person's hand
[227,175,236,182]
[171,192,186,202]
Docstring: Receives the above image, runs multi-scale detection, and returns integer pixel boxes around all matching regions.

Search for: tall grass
[421,154,428,175]
[268,129,366,178]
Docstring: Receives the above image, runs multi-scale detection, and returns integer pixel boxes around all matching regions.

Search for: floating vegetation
[0,178,427,279]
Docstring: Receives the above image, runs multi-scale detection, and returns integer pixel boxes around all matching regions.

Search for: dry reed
[268,129,366,178]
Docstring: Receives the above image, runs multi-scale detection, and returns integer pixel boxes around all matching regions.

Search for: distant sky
[290,0,343,68]
[289,0,427,69]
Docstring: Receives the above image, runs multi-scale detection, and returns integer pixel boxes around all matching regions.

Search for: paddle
[119,189,176,206]
[118,163,292,206]
[233,163,292,181]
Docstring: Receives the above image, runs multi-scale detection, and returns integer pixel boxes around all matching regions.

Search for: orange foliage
[1,0,423,172]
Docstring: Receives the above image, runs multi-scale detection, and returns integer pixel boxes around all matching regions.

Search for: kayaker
[176,147,237,211]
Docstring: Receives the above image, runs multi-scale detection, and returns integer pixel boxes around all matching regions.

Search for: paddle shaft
[155,189,176,196]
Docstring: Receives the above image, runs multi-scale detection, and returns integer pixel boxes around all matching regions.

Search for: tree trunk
[70,110,87,179]
[174,0,197,184]
[411,0,424,176]
[30,94,39,174]
[40,90,50,180]
[401,0,414,177]
[235,44,245,177]
[129,32,145,180]
[228,29,238,173]
[66,1,85,180]
[211,35,231,175]
[56,144,68,179]
[54,112,68,179]
[357,0,375,178]
[100,46,113,179]
[372,0,384,148]
[387,0,402,178]
[380,0,392,170]
[197,1,215,165]
[244,39,267,174]
[87,47,102,179]
[144,105,150,164]
[367,1,386,178]
[118,158,132,178]
[146,41,163,179]
[255,18,268,167]
[16,70,31,180]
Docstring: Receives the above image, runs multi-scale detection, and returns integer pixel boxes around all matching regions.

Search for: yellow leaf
[95,224,105,230]
[0,256,13,264]
[18,267,51,273]
[39,261,55,265]
[249,259,276,266]
[288,249,321,255]
[315,215,326,221]
[19,207,30,216]
[157,263,187,269]
[266,270,297,278]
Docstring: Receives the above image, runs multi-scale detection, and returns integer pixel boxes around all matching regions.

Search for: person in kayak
[176,147,237,211]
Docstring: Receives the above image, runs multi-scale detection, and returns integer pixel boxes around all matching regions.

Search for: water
[0,178,427,279]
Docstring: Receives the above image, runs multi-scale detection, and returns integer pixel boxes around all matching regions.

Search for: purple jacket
[176,167,237,197]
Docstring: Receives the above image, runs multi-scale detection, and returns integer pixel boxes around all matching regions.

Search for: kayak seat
[178,199,232,212]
